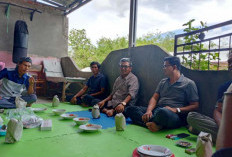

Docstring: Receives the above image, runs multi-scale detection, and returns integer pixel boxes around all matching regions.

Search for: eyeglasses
[120,65,131,69]
[163,64,172,68]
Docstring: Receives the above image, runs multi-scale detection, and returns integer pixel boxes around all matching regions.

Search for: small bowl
[32,107,47,113]
[73,117,90,125]
[52,109,66,115]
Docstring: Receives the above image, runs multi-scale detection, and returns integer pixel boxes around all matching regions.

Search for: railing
[174,20,232,70]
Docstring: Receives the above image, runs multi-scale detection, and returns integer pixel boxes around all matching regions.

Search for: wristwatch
[176,108,181,113]
[121,102,126,106]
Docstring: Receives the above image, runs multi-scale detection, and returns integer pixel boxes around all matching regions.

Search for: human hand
[142,111,153,123]
[115,104,124,113]
[70,97,77,104]
[164,106,177,113]
[98,101,105,108]
[29,77,35,86]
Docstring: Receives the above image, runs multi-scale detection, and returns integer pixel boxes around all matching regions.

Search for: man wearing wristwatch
[98,58,139,117]
[126,56,199,132]
[0,57,37,109]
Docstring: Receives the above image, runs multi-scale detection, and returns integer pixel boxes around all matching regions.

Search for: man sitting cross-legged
[0,57,37,109]
[126,56,199,132]
[97,58,139,117]
[66,61,107,107]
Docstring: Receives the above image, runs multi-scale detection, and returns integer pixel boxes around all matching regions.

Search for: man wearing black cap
[0,57,37,109]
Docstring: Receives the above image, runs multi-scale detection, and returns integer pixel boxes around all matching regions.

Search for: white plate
[79,124,102,132]
[137,145,172,157]
[31,108,47,113]
[60,113,77,119]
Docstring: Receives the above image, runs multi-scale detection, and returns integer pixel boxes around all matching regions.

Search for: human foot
[146,122,162,132]
[102,108,107,113]
[106,109,115,117]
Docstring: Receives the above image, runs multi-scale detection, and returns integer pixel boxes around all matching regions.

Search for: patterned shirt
[107,72,139,108]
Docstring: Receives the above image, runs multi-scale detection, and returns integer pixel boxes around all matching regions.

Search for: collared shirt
[155,74,199,108]
[86,73,107,96]
[0,68,30,98]
[107,72,139,108]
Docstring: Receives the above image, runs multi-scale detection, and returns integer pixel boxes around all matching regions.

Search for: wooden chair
[29,64,47,96]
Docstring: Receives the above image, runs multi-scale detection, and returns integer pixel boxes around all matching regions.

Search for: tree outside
[69,20,228,70]
[68,29,175,68]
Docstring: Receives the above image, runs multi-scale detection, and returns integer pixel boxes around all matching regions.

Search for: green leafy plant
[181,19,220,70]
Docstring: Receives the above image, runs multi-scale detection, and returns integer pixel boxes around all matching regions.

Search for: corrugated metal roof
[36,0,92,15]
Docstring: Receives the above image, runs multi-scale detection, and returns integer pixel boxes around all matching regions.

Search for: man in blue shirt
[0,57,37,109]
[66,61,107,107]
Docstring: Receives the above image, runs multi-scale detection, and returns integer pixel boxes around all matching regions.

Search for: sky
[67,0,232,45]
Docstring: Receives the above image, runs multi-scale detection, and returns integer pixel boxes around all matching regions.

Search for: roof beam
[37,0,66,10]
[64,0,91,15]
[42,0,64,7]
[68,0,82,8]
[0,2,42,13]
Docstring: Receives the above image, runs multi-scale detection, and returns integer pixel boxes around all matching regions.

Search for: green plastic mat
[0,103,214,157]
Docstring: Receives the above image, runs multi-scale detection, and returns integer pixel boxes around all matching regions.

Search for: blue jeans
[0,94,37,109]
[126,106,185,128]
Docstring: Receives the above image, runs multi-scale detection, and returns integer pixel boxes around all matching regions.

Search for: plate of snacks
[60,113,77,120]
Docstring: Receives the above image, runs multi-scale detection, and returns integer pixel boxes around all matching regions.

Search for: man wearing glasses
[0,57,37,109]
[98,58,139,117]
[126,56,199,132]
